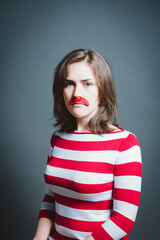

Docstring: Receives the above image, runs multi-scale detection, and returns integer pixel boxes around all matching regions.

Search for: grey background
[1,0,160,239]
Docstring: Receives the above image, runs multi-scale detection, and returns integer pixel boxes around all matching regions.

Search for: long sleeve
[92,133,142,240]
[38,134,56,221]
[38,184,55,221]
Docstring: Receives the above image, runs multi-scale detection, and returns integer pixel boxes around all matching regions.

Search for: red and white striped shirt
[39,128,142,240]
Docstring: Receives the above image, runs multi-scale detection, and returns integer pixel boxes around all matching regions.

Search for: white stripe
[48,184,113,202]
[45,165,113,184]
[49,236,54,240]
[116,145,142,164]
[55,202,111,222]
[102,219,126,239]
[56,131,128,142]
[46,185,55,197]
[114,176,142,192]
[48,147,53,158]
[41,202,55,211]
[52,146,117,164]
[113,199,138,221]
[48,236,54,240]
[55,223,91,240]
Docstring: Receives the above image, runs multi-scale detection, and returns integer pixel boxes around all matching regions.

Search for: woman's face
[63,61,99,123]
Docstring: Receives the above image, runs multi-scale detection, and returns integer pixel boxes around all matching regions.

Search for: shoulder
[49,131,72,146]
[115,129,142,166]
[118,129,140,151]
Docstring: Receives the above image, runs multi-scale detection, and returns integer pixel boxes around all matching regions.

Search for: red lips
[68,97,89,107]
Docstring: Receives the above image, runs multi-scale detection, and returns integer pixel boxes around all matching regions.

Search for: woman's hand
[84,235,95,240]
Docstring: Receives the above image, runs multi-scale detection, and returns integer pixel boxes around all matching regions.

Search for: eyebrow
[66,78,94,82]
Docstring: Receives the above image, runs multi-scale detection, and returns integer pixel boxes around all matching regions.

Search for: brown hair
[52,49,118,133]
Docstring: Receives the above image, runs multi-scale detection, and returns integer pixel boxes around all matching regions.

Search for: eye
[84,82,93,87]
[64,82,74,87]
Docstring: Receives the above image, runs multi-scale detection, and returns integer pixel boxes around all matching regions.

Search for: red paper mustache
[68,97,89,107]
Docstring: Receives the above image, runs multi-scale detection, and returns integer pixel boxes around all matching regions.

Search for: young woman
[33,49,142,240]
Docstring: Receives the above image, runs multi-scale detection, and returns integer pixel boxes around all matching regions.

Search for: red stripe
[114,162,142,177]
[92,225,113,240]
[38,210,55,220]
[43,194,54,203]
[118,134,139,151]
[55,193,113,210]
[111,211,134,233]
[50,133,56,147]
[48,157,114,173]
[52,230,77,240]
[113,188,141,206]
[55,212,105,232]
[121,234,129,240]
[55,136,125,151]
[47,156,50,164]
[45,174,113,193]
[93,231,129,240]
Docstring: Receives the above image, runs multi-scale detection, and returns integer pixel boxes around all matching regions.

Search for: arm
[33,217,54,240]
[91,133,142,240]
[33,184,55,240]
[34,134,56,240]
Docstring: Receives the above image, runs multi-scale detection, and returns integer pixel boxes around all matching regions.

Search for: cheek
[63,87,71,98]
[89,88,99,103]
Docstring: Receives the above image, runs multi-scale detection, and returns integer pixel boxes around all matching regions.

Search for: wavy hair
[52,49,118,133]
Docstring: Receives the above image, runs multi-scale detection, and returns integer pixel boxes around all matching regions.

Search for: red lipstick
[68,97,89,107]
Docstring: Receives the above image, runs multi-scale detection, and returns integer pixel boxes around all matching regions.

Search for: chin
[72,114,85,119]
[69,109,86,117]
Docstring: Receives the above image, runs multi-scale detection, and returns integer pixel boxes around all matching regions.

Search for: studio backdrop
[1,0,160,239]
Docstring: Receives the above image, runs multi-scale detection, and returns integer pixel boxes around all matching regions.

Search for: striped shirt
[39,128,142,240]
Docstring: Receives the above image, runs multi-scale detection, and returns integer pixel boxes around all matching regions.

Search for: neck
[75,119,90,132]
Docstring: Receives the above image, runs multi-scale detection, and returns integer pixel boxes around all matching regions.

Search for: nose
[73,83,82,97]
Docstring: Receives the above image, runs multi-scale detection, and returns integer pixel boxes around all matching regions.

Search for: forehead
[67,61,96,81]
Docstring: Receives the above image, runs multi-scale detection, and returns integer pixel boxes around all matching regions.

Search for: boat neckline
[69,127,125,134]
